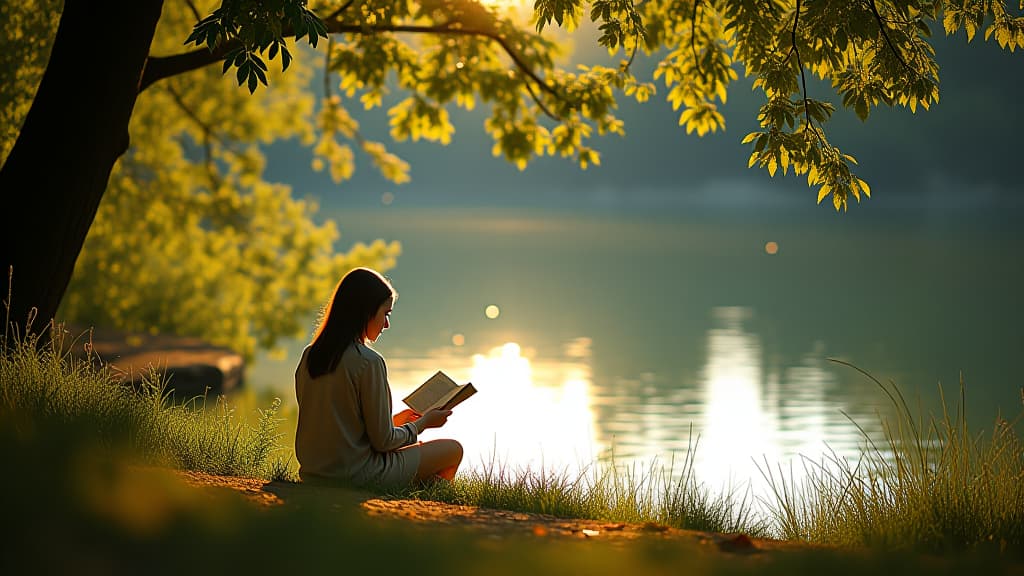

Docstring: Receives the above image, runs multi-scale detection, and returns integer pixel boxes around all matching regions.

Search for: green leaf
[281,46,292,72]
[206,26,219,51]
[308,22,320,48]
[184,28,201,46]
[854,97,869,121]
[754,133,768,153]
[252,64,268,86]
[236,61,248,86]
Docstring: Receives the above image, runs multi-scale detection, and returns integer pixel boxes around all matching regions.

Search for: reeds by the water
[407,434,764,535]
[760,359,1024,553]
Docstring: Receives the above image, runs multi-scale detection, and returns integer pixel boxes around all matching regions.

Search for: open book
[402,371,477,414]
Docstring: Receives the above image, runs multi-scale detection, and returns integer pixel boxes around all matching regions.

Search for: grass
[760,359,1024,554]
[406,436,764,536]
[2,321,1022,560]
[0,323,293,481]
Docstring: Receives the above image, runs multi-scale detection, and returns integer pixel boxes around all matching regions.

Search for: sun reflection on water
[382,315,881,505]
[697,307,780,492]
[388,339,602,473]
[255,307,886,506]
[593,306,879,504]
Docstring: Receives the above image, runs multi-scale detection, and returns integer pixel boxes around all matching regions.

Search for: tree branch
[625,32,640,73]
[140,20,566,117]
[319,37,371,147]
[322,0,357,23]
[619,0,644,76]
[791,0,810,129]
[142,45,232,91]
[165,84,222,187]
[788,0,826,149]
[323,36,333,100]
[691,0,705,80]
[867,0,915,75]
[521,75,557,120]
[185,0,202,23]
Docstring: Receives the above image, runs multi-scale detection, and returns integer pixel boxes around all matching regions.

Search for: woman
[294,267,463,488]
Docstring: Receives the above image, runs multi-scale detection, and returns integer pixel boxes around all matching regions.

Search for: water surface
[251,206,1024,498]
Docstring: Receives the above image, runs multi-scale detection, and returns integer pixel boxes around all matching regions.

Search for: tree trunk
[0,0,164,339]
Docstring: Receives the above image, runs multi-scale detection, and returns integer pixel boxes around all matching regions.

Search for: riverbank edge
[172,468,836,555]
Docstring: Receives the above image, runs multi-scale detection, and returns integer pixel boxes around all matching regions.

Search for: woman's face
[364,296,394,343]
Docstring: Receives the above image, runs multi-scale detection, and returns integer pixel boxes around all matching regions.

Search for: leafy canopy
[4,0,1023,357]
[63,3,403,360]
[1,1,400,360]
[189,0,1023,211]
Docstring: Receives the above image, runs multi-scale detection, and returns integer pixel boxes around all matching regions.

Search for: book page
[402,371,457,414]
[433,386,465,412]
[440,383,477,411]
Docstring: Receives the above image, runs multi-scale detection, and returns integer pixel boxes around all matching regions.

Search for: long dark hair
[307,267,395,379]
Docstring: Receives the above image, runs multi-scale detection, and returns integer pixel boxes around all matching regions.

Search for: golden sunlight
[475,0,528,11]
[697,307,779,492]
[388,341,600,472]
[695,307,835,500]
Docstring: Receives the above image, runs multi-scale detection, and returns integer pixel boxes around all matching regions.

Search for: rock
[68,325,244,398]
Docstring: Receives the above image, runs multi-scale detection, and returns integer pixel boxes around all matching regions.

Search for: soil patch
[173,470,827,556]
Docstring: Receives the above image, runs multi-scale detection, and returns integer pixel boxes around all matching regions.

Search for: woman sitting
[294,267,463,488]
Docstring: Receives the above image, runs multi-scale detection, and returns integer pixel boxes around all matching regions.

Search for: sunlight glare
[697,307,779,494]
[695,307,842,504]
[387,341,601,473]
[476,0,529,12]
[462,342,600,471]
[471,342,529,384]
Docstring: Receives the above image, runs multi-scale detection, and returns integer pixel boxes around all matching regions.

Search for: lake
[249,203,1024,501]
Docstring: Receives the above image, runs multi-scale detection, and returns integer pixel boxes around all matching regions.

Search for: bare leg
[413,439,463,482]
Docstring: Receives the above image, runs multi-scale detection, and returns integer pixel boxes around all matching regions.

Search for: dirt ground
[172,470,831,557]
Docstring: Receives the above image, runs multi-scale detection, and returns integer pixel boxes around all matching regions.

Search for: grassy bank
[0,325,292,481]
[2,325,1022,559]
[761,360,1024,553]
[407,441,764,536]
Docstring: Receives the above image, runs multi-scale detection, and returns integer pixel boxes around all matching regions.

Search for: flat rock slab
[69,326,243,398]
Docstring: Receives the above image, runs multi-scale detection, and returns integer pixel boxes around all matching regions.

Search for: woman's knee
[426,439,462,464]
[444,439,463,463]
[418,439,462,470]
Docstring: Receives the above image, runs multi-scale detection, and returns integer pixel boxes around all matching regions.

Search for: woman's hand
[392,408,420,426]
[417,408,451,430]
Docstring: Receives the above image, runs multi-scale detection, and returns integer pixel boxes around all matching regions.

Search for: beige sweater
[294,341,421,487]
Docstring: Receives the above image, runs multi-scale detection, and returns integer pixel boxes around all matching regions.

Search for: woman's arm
[359,355,418,451]
[393,408,450,428]
[392,409,419,426]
